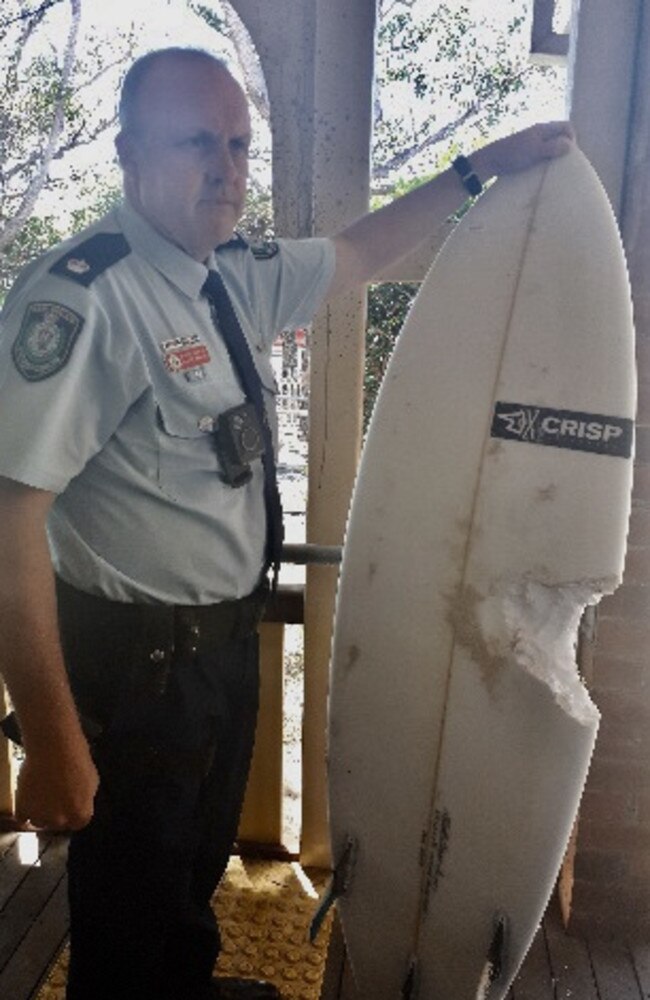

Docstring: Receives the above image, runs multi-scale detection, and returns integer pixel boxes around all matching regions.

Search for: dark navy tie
[202,269,284,584]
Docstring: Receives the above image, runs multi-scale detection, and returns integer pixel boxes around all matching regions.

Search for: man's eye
[182,135,215,152]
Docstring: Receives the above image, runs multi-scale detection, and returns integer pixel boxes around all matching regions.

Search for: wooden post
[238,623,285,848]
[229,0,317,850]
[0,679,15,819]
[301,0,377,869]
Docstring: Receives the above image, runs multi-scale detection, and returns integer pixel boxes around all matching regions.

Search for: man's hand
[15,740,99,831]
[474,121,576,181]
[0,477,99,833]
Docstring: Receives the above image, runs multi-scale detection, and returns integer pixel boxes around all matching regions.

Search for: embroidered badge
[160,335,211,376]
[251,241,279,260]
[12,302,84,382]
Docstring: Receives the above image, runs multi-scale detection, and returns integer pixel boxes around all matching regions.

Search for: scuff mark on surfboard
[446,584,509,695]
[419,808,452,915]
[344,643,361,674]
[536,483,557,501]
[448,578,615,724]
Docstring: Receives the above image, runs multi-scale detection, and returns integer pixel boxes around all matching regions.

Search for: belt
[1,580,269,750]
[55,576,269,661]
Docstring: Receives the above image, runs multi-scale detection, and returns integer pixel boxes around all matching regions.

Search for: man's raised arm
[328,121,575,297]
[0,476,98,830]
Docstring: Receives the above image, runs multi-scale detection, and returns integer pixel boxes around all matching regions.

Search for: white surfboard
[326,147,635,999]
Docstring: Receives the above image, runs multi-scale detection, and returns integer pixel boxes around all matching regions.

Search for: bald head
[119,48,231,136]
[115,49,252,260]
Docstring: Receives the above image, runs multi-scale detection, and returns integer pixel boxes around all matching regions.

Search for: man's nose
[209,142,239,184]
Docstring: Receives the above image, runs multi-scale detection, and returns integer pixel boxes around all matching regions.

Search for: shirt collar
[116,200,209,300]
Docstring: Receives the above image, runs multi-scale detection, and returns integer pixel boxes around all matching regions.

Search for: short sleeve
[0,273,147,493]
[266,237,335,333]
[219,237,335,348]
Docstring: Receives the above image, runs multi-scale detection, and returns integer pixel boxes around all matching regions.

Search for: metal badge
[160,333,211,380]
[65,258,91,275]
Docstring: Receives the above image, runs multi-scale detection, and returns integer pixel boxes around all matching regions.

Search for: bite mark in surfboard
[447,578,612,724]
[445,584,509,695]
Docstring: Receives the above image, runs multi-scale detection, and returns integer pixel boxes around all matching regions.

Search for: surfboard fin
[309,836,358,943]
[401,957,420,999]
[476,913,509,999]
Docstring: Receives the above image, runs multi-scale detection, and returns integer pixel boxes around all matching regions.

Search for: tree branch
[373,104,477,181]
[0,0,62,33]
[0,0,81,252]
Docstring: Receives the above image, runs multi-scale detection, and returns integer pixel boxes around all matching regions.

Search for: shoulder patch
[217,233,249,252]
[49,233,131,287]
[12,302,84,382]
[250,241,280,261]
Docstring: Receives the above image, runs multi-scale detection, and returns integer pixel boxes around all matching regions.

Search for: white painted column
[230,0,317,237]
[568,0,640,213]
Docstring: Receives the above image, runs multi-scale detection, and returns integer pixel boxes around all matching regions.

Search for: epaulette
[49,233,131,287]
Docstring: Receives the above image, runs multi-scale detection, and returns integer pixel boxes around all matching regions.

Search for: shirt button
[150,649,166,663]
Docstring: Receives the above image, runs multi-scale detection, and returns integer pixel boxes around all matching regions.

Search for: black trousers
[56,579,267,1000]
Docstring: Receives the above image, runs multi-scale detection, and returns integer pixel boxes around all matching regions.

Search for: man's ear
[115,131,137,174]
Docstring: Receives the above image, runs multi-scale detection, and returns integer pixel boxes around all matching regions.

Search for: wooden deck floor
[1,829,650,1000]
[509,905,650,999]
[0,831,69,1000]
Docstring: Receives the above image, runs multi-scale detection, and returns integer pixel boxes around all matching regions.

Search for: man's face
[119,57,251,260]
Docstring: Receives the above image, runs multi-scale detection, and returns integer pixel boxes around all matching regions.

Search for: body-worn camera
[215,402,265,487]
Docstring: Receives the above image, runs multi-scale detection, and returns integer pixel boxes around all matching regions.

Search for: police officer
[0,47,573,1000]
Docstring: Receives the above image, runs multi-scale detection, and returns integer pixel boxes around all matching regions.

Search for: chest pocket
[154,354,279,501]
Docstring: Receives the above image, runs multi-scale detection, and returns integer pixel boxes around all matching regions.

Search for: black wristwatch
[453,155,483,197]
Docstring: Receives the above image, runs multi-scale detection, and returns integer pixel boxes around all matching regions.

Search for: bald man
[0,47,573,1000]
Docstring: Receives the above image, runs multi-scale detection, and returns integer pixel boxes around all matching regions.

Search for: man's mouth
[201,196,235,207]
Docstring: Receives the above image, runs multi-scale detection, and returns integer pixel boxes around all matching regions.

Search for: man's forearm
[0,484,82,751]
[331,165,465,291]
[0,477,97,828]
[328,121,576,297]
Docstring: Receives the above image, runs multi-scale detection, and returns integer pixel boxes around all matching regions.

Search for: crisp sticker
[491,402,634,459]
[12,301,84,381]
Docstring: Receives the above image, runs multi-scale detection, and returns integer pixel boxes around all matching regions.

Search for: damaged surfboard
[325,147,636,999]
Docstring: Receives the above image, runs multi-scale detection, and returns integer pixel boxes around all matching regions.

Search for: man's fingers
[537,121,576,158]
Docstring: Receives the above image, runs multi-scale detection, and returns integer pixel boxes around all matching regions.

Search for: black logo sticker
[491,402,634,459]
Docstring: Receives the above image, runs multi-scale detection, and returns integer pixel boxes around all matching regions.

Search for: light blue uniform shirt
[0,202,335,603]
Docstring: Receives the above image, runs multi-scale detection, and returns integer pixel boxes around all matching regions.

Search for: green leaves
[373,0,563,183]
[364,281,419,429]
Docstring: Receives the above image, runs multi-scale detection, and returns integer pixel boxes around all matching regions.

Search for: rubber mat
[36,858,332,1000]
